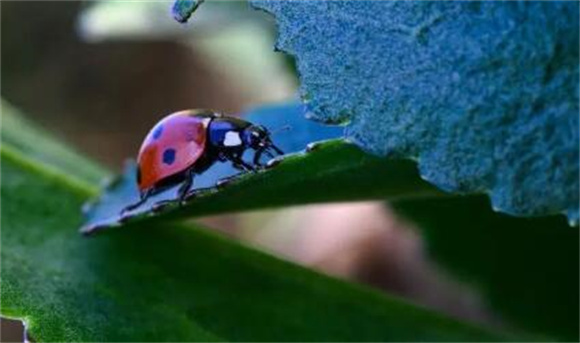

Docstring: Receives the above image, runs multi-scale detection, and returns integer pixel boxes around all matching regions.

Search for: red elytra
[137,110,211,191]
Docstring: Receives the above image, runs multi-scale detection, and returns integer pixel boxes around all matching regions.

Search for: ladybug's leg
[227,153,257,172]
[253,149,264,167]
[177,168,195,204]
[268,143,284,156]
[150,169,194,211]
[235,159,255,172]
[121,189,152,214]
[253,143,283,167]
[217,152,228,162]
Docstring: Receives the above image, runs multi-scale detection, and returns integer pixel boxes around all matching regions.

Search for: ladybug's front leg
[253,149,264,167]
[253,144,283,168]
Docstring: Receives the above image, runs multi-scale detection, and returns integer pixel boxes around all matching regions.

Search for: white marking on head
[224,131,242,147]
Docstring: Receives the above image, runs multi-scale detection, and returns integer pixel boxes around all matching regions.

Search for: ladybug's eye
[244,126,268,147]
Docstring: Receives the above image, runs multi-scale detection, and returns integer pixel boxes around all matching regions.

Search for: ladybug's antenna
[270,125,292,135]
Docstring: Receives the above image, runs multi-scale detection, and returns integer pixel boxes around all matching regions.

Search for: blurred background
[1,1,496,341]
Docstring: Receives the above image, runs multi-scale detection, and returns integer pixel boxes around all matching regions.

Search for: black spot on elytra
[163,148,176,165]
[152,125,164,140]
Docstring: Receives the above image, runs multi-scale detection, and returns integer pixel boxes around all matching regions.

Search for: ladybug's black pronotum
[122,109,283,213]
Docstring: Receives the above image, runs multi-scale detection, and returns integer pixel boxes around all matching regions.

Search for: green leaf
[251,1,579,222]
[392,195,579,341]
[1,100,109,185]
[82,103,442,234]
[1,148,506,342]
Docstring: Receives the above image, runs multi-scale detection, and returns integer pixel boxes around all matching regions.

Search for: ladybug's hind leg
[149,169,195,212]
[121,189,152,215]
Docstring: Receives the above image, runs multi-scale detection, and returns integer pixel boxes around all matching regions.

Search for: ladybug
[122,109,283,213]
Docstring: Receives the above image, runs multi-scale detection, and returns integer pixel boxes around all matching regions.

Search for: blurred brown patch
[0,318,24,343]
[245,202,498,326]
[2,1,246,169]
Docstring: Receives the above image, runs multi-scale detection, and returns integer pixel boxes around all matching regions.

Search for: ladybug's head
[243,125,270,149]
[243,125,284,156]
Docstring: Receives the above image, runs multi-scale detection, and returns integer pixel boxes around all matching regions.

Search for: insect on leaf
[81,103,442,234]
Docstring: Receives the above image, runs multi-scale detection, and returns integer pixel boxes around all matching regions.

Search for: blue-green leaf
[251,1,580,223]
[172,0,204,23]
